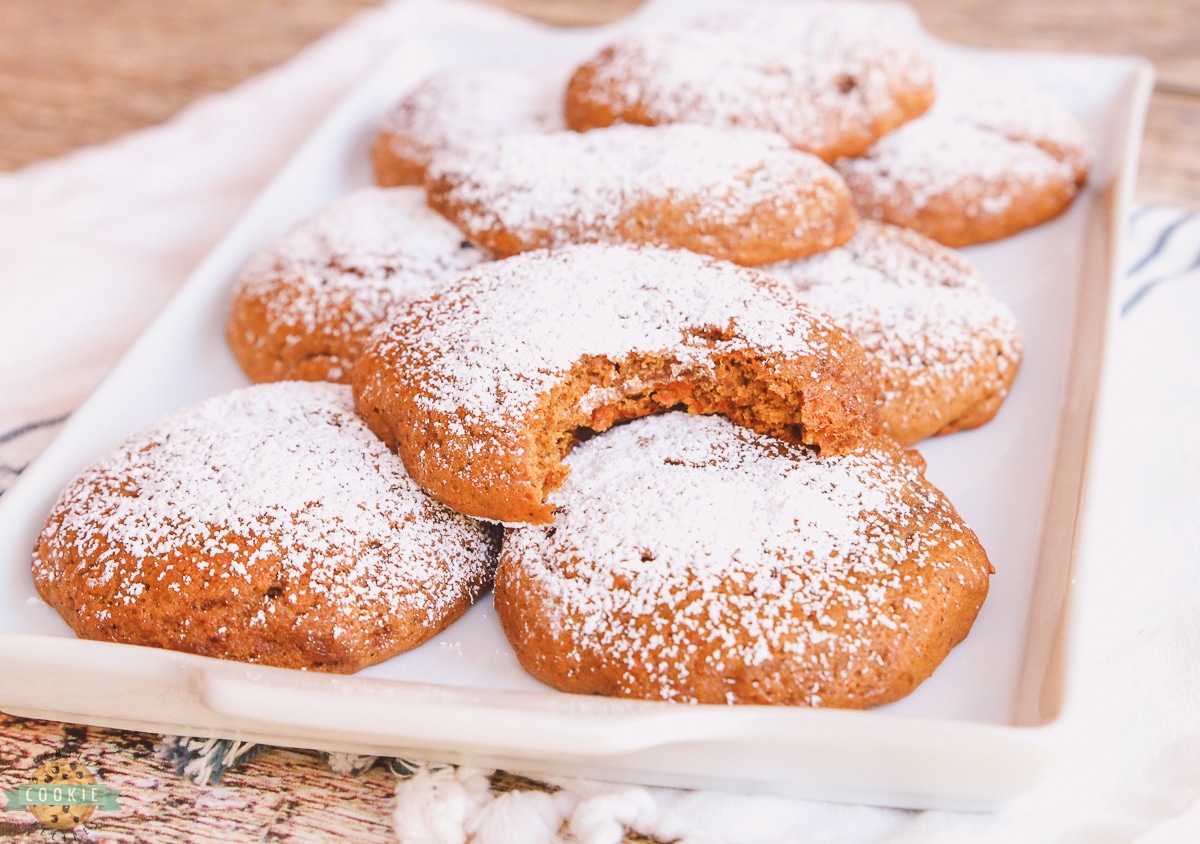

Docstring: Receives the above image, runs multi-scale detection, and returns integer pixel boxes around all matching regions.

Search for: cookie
[424,123,857,266]
[765,221,1023,444]
[836,61,1090,246]
[26,762,97,830]
[564,8,934,162]
[353,243,879,525]
[495,413,992,708]
[225,187,484,383]
[372,59,571,187]
[32,381,499,673]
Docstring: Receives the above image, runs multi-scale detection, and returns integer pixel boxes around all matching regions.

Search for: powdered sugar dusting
[377,59,571,171]
[840,120,1074,214]
[773,220,984,293]
[34,382,495,631]
[502,413,983,705]
[427,124,849,253]
[571,7,933,159]
[933,59,1090,176]
[836,59,1088,217]
[766,222,1021,411]
[379,243,846,426]
[226,187,480,379]
[235,187,483,336]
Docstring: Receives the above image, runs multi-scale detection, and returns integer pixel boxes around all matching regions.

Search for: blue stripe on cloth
[1123,245,1200,316]
[0,415,70,446]
[0,414,69,496]
[1122,207,1200,315]
[1125,210,1196,276]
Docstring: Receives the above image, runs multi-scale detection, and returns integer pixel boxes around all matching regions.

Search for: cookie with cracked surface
[495,413,992,708]
[424,123,857,266]
[372,59,571,187]
[33,381,499,673]
[226,187,484,383]
[352,243,879,524]
[836,61,1090,246]
[765,221,1023,444]
[564,7,935,162]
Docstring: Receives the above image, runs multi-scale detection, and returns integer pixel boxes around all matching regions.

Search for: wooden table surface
[2,0,1198,204]
[1,0,1198,841]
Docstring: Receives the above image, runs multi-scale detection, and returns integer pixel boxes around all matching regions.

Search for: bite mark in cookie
[496,413,992,707]
[352,244,879,524]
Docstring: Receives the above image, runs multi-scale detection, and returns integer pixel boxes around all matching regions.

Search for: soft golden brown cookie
[225,187,484,383]
[495,413,992,708]
[764,221,1023,444]
[372,59,571,187]
[353,244,879,524]
[424,123,857,266]
[564,8,934,162]
[33,382,499,673]
[836,61,1090,246]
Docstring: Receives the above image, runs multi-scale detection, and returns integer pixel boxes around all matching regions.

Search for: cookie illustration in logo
[26,761,97,829]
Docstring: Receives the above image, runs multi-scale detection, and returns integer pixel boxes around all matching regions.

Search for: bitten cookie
[353,244,879,524]
[564,8,934,162]
[496,413,993,708]
[226,187,484,383]
[424,123,857,266]
[765,221,1023,444]
[372,59,571,187]
[32,381,499,673]
[836,61,1090,246]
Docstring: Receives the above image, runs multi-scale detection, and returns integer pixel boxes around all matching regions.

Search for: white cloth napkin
[2,1,1199,841]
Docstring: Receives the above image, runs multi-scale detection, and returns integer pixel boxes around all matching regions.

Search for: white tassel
[568,787,659,844]
[393,766,493,844]
[468,789,569,844]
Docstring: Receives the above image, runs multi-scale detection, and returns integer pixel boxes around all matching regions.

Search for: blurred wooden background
[0,0,1198,205]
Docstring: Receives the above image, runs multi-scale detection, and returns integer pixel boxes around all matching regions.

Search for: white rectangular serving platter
[0,0,1153,811]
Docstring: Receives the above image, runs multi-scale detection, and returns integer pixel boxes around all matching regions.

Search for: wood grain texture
[903,0,1200,89]
[0,713,399,842]
[0,0,382,169]
[1142,90,1200,206]
[0,0,1197,203]
[0,0,1198,841]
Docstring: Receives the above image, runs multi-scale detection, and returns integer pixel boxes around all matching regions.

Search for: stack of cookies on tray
[32,4,1089,710]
